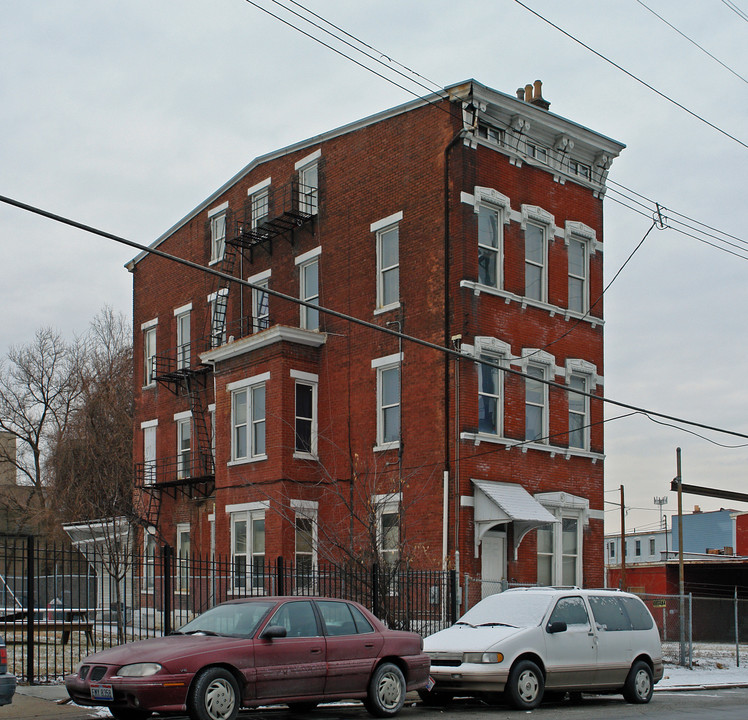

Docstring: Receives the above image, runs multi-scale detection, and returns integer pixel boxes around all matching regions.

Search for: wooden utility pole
[620,485,626,590]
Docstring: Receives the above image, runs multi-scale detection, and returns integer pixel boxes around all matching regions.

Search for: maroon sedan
[65,597,430,720]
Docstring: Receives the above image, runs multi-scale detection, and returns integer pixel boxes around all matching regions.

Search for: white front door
[480,531,506,598]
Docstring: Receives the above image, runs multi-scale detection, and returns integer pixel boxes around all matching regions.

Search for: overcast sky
[2,0,747,535]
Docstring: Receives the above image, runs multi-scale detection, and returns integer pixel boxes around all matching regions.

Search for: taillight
[0,646,7,671]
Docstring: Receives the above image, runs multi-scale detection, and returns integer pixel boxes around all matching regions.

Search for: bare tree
[50,307,134,642]
[0,327,83,532]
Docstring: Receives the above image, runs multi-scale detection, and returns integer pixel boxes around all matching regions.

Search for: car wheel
[622,660,653,704]
[505,659,544,710]
[109,709,152,720]
[188,667,241,720]
[364,662,406,717]
[418,688,453,706]
[287,701,318,713]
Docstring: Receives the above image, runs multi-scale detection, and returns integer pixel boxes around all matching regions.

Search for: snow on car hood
[424,623,524,653]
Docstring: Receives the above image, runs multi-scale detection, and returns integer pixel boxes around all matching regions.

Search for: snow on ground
[658,643,748,689]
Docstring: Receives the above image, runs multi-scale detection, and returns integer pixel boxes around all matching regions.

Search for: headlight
[116,662,163,677]
[463,652,504,664]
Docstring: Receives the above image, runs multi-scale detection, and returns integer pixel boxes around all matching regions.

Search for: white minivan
[422,587,663,710]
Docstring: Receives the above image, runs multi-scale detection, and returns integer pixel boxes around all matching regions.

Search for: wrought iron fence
[0,537,457,683]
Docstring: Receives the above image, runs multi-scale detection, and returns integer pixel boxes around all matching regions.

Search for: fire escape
[134,178,318,529]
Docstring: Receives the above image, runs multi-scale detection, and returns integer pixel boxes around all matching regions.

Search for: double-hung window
[536,492,588,586]
[372,212,402,311]
[142,420,157,486]
[143,531,157,592]
[372,354,401,449]
[175,412,192,479]
[229,374,268,462]
[375,493,401,568]
[292,370,317,457]
[249,269,270,333]
[478,205,501,288]
[292,500,318,591]
[209,203,228,264]
[568,237,588,313]
[525,364,548,443]
[478,354,502,435]
[524,222,546,301]
[208,289,228,348]
[296,151,320,215]
[249,179,270,229]
[229,503,267,592]
[296,247,320,331]
[142,319,157,386]
[174,304,191,369]
[176,523,190,594]
[567,374,588,450]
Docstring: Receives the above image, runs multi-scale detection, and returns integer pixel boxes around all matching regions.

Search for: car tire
[505,659,544,710]
[418,688,453,706]
[109,709,152,720]
[364,662,406,717]
[622,660,653,704]
[188,667,241,720]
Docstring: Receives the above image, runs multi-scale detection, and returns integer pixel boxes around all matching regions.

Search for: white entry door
[481,531,506,598]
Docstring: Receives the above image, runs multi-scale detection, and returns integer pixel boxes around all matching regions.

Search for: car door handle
[310,647,322,654]
[364,643,375,648]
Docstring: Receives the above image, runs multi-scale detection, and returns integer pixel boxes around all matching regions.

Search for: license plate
[426,676,435,691]
[90,683,114,701]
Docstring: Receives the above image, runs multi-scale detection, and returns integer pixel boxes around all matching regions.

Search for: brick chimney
[517,80,550,110]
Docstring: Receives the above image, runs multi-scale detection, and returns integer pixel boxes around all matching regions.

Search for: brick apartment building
[127,79,624,590]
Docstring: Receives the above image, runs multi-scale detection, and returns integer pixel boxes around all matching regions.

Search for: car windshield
[457,592,553,628]
[175,601,275,637]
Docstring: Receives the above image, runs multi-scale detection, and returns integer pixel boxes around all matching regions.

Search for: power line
[511,0,748,151]
[634,0,748,85]
[3,191,748,444]
[721,0,748,23]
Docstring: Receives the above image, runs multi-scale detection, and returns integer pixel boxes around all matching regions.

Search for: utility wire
[278,0,442,92]
[3,192,748,443]
[512,0,748,151]
[721,0,748,23]
[634,0,748,85]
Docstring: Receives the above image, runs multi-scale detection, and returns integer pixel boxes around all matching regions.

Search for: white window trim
[297,249,320,331]
[294,149,321,170]
[229,505,267,594]
[524,360,550,445]
[173,302,192,316]
[247,177,272,196]
[143,529,157,595]
[175,523,190,594]
[143,324,157,388]
[140,419,158,429]
[474,187,510,291]
[374,492,401,565]
[228,374,268,464]
[292,371,318,459]
[292,500,319,584]
[141,317,158,331]
[372,354,402,451]
[373,213,402,313]
[567,372,590,452]
[536,492,589,587]
[208,203,228,266]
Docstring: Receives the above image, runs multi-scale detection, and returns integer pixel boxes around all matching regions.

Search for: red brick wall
[131,94,607,586]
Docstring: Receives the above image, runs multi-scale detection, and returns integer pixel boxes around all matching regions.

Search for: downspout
[444,90,476,572]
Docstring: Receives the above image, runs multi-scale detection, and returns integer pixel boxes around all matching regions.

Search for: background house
[128,79,624,593]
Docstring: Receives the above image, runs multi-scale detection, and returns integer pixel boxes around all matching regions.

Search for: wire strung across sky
[2,192,748,447]
[243,0,746,266]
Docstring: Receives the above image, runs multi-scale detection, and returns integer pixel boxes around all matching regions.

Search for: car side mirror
[260,624,287,640]
[547,620,567,634]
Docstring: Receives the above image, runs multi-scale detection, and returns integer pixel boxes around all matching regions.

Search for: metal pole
[736,586,740,668]
[620,485,626,590]
[25,535,35,685]
[676,448,686,666]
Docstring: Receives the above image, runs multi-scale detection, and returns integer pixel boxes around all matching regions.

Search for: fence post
[26,534,35,685]
[162,544,173,637]
[372,565,380,619]
[449,569,457,625]
[276,557,285,597]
